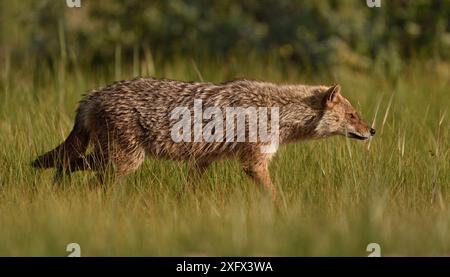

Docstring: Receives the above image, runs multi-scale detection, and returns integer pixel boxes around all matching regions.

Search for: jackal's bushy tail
[31,117,90,169]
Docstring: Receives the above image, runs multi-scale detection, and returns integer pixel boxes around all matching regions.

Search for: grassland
[0,56,448,256]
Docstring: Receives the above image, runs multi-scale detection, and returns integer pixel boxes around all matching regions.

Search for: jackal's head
[317,85,375,140]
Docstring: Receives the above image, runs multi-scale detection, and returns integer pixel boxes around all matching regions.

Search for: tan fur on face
[316,85,372,139]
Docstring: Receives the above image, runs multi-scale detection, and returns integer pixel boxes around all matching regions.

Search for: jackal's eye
[348,113,356,119]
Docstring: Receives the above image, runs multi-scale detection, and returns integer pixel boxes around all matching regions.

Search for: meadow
[0,55,448,256]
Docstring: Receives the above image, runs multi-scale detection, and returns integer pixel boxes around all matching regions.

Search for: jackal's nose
[370,128,376,136]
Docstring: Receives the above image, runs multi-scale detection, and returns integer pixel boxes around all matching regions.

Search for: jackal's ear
[322,84,341,108]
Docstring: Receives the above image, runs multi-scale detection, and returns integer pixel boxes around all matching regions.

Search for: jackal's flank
[32,78,375,198]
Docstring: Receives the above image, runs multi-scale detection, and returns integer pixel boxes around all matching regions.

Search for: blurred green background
[1,0,450,72]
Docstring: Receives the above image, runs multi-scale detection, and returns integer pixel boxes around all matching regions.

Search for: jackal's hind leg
[52,152,106,185]
[88,126,146,185]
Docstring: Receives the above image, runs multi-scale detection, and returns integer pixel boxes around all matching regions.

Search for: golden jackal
[32,78,375,198]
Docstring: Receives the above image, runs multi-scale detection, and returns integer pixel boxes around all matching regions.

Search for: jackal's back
[78,77,283,160]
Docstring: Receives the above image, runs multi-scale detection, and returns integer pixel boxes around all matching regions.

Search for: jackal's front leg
[241,155,277,201]
[187,159,212,184]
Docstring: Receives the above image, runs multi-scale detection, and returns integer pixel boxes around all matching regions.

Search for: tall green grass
[0,54,448,256]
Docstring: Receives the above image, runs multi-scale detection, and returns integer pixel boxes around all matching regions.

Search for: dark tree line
[1,0,449,69]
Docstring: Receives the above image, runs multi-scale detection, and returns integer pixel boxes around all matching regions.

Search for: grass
[0,55,449,256]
